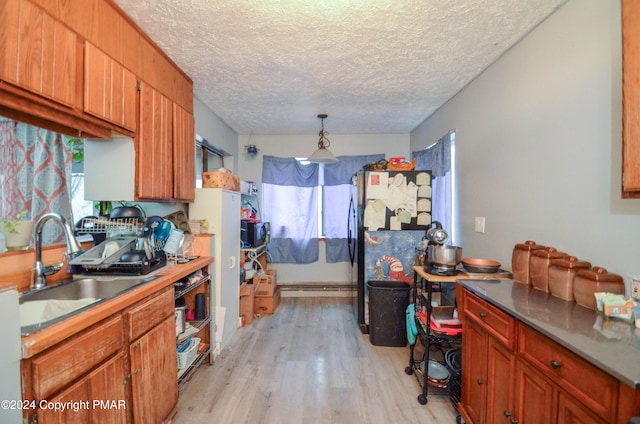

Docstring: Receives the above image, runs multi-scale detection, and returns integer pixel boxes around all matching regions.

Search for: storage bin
[573,267,624,310]
[548,256,591,301]
[511,240,545,285]
[530,247,566,292]
[177,337,200,370]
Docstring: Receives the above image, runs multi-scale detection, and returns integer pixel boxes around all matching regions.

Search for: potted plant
[0,211,35,250]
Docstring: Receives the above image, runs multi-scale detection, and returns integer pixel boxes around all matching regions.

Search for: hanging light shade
[308,114,338,164]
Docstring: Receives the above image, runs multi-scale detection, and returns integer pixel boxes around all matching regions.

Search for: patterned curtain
[0,118,73,244]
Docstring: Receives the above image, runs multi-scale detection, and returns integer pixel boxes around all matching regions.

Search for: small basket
[202,170,240,191]
[177,337,200,369]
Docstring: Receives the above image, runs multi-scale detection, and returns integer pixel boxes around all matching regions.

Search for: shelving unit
[241,243,267,281]
[405,266,462,422]
[175,270,213,389]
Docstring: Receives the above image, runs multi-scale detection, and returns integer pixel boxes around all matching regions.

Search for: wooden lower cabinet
[22,287,178,423]
[460,288,630,424]
[129,316,178,423]
[514,360,556,424]
[461,319,516,424]
[461,321,488,423]
[38,353,127,424]
[557,392,607,424]
[487,337,516,424]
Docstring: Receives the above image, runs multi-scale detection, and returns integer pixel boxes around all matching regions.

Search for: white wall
[194,96,239,172]
[411,0,640,293]
[237,133,410,283]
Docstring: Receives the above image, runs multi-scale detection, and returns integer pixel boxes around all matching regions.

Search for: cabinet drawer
[464,290,516,350]
[128,287,173,341]
[518,323,618,422]
[31,316,123,400]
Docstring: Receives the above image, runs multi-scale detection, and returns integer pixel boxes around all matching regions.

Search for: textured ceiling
[113,0,566,134]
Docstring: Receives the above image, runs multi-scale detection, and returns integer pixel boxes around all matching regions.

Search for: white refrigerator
[189,188,240,353]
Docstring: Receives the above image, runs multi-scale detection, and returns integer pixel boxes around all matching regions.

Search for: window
[0,116,90,244]
[262,154,384,264]
[195,134,226,188]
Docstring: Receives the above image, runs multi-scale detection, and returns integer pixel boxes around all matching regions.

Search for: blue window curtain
[262,156,320,263]
[412,131,454,241]
[323,154,385,263]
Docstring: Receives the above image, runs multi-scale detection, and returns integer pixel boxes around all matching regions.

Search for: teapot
[425,221,448,245]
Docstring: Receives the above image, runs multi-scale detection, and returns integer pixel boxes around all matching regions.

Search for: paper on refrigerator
[364,199,387,230]
[366,172,389,199]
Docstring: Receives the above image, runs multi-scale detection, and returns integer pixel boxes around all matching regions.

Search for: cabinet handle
[510,419,519,424]
[476,379,484,385]
[504,411,512,417]
[479,312,487,318]
[550,360,562,370]
[123,369,141,385]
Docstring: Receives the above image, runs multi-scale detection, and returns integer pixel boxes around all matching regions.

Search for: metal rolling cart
[405,265,462,422]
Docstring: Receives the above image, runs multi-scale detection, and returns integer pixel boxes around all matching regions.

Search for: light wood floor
[172,297,459,423]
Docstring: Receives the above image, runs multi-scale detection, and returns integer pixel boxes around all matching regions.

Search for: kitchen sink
[20,275,157,335]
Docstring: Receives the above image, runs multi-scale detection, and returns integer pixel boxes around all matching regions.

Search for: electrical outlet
[475,217,486,234]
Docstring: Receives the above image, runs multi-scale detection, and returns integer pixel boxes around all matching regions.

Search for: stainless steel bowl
[427,245,462,267]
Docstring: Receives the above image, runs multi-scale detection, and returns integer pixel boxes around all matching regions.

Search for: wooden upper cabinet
[138,81,173,200]
[84,42,137,131]
[0,0,77,107]
[173,103,195,201]
[622,0,640,197]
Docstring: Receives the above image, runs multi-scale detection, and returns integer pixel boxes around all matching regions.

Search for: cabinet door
[173,103,195,201]
[514,360,556,424]
[84,42,137,131]
[486,337,516,424]
[129,316,178,423]
[1,0,77,106]
[557,392,607,424]
[462,320,488,423]
[38,353,127,424]
[622,0,640,196]
[0,0,20,81]
[138,81,173,200]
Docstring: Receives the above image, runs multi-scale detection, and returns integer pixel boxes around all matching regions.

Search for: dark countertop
[458,278,640,389]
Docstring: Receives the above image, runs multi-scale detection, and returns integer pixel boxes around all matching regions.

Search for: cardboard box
[254,288,280,315]
[239,284,254,325]
[254,269,277,297]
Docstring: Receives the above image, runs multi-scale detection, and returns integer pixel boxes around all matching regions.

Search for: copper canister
[573,267,624,310]
[511,241,545,285]
[548,256,591,301]
[530,247,567,292]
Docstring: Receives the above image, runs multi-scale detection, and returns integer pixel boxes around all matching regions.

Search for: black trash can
[367,280,411,347]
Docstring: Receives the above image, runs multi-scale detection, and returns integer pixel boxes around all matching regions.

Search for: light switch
[475,217,486,234]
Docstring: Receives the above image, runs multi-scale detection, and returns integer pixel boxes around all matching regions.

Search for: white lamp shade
[307,147,338,163]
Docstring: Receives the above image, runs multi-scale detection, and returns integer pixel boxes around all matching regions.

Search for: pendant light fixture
[307,114,338,164]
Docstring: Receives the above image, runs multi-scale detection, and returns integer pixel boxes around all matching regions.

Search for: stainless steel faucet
[33,213,83,290]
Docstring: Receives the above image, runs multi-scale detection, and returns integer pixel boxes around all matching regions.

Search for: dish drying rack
[71,217,167,275]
